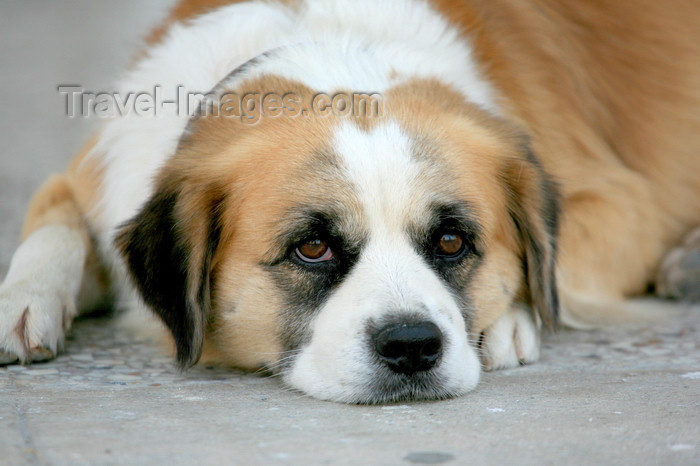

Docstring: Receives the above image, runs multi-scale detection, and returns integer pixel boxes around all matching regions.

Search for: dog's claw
[0,347,56,366]
[28,347,55,363]
[0,346,56,366]
[0,351,19,365]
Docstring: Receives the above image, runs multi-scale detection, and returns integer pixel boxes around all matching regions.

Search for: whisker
[248,348,302,376]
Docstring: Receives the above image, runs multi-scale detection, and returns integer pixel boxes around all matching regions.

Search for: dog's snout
[372,321,443,375]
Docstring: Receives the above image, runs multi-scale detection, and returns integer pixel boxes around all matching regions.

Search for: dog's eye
[436,233,464,257]
[295,239,333,262]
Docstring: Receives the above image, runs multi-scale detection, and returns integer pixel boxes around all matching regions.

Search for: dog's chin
[282,351,481,404]
[358,371,473,405]
[283,368,479,405]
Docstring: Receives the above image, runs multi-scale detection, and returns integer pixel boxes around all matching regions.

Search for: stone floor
[1,2,699,465]
[2,307,699,465]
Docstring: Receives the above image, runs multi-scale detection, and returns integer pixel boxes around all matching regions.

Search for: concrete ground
[1,2,699,465]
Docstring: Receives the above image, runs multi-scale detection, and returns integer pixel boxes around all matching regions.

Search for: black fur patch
[264,208,364,353]
[115,188,222,368]
[506,146,561,329]
[408,202,483,293]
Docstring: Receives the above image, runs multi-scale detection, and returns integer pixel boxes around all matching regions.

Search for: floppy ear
[115,183,222,368]
[501,147,560,329]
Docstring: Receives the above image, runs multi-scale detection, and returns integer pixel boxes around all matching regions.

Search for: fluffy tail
[558,290,688,329]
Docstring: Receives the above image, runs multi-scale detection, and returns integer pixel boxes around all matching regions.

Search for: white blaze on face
[285,121,481,403]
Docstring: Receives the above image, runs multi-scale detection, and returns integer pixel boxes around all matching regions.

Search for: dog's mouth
[358,370,457,405]
[279,361,457,405]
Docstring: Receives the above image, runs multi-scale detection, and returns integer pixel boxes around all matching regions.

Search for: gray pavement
[1,2,699,465]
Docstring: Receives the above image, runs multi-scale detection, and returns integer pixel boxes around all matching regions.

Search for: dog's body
[1,0,699,403]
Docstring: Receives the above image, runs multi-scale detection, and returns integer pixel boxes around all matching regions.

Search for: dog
[1,0,699,403]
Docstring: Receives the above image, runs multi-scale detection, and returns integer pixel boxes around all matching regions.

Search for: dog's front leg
[0,174,94,364]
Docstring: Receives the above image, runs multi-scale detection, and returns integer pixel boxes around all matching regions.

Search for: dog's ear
[115,181,222,368]
[501,147,560,329]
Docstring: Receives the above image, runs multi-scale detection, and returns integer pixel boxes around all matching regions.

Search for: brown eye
[296,239,333,262]
[437,233,464,257]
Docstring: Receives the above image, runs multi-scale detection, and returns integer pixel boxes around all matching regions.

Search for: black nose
[372,321,443,375]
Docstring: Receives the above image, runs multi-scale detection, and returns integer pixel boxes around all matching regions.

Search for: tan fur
[145,73,556,369]
[146,0,700,326]
[144,0,247,46]
[144,0,299,47]
[431,0,700,324]
[19,137,110,315]
[65,136,105,221]
[12,0,700,368]
[22,135,103,244]
[21,175,87,244]
[161,78,363,369]
[383,81,527,334]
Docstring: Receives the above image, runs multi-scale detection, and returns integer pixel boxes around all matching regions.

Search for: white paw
[479,305,540,371]
[0,281,77,364]
[0,225,86,364]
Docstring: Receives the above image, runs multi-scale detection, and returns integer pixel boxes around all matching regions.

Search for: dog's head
[117,75,558,403]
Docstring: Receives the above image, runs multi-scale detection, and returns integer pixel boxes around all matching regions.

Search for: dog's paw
[656,227,700,302]
[479,305,540,371]
[0,281,76,364]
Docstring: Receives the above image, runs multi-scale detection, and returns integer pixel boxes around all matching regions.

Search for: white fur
[286,122,481,402]
[86,1,499,401]
[90,1,299,276]
[7,0,505,400]
[480,304,541,371]
[0,225,85,361]
[88,0,497,277]
[219,0,496,105]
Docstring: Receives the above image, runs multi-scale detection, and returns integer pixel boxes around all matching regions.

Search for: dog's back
[439,0,700,322]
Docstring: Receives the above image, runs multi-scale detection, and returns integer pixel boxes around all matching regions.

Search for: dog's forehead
[229,117,456,231]
[253,118,459,244]
[330,120,447,233]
